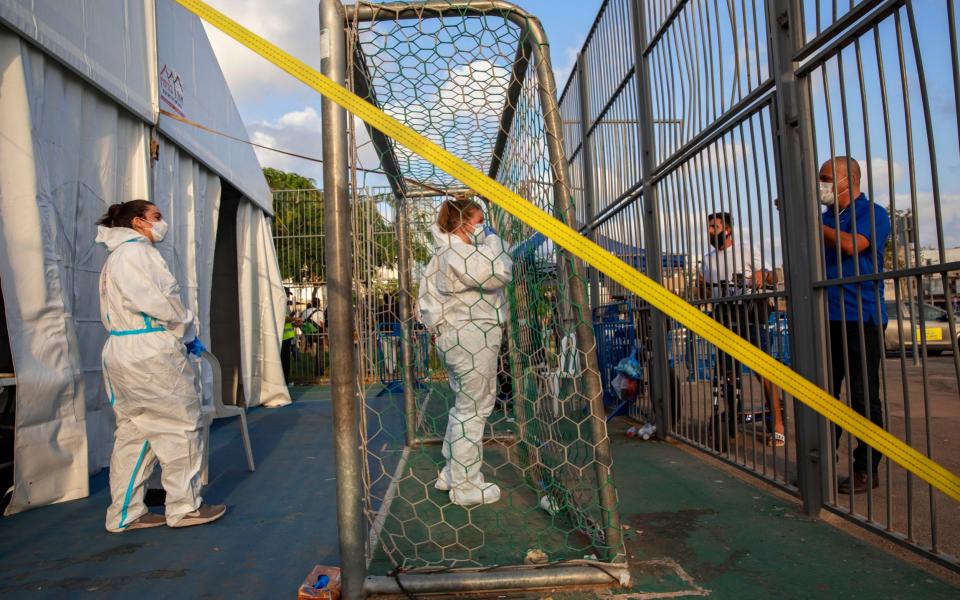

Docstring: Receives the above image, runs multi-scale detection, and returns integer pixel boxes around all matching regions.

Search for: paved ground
[0,385,956,598]
[867,355,960,558]
[671,353,960,562]
[0,386,340,599]
[595,426,959,600]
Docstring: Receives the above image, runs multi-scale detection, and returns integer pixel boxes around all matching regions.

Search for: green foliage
[263,167,316,191]
[271,172,432,286]
[274,188,325,283]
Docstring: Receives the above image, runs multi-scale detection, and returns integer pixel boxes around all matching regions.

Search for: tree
[263,167,316,191]
[267,168,431,287]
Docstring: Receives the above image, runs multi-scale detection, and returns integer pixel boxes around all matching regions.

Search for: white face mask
[818,181,835,207]
[469,222,485,243]
[149,218,169,243]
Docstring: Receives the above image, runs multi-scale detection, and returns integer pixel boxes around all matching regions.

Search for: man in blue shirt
[820,157,890,494]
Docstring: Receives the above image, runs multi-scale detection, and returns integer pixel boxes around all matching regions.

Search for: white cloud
[201,0,322,104]
[247,107,323,179]
[890,192,960,250]
[554,45,580,93]
[439,60,510,115]
[863,157,904,200]
[246,106,386,188]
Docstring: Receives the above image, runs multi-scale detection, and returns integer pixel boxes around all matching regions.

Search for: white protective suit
[96,226,203,530]
[417,224,513,505]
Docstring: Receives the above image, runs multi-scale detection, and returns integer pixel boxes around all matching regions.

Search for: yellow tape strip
[175,0,960,502]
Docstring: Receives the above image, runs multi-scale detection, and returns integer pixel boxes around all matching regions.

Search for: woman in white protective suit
[417,199,513,506]
[96,200,225,531]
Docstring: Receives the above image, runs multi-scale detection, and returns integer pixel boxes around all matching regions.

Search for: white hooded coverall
[417,224,513,505]
[96,226,203,530]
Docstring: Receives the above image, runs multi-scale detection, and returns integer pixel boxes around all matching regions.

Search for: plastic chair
[200,350,255,484]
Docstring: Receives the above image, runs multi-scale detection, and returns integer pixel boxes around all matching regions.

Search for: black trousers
[315,341,325,377]
[829,320,884,474]
[281,339,293,382]
[713,302,769,430]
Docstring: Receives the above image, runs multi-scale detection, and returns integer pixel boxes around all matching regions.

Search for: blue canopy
[595,233,686,270]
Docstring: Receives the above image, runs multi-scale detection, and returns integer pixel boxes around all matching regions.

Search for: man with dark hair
[819,156,890,494]
[698,211,784,449]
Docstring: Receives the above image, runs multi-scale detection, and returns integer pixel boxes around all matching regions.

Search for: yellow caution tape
[175,0,960,502]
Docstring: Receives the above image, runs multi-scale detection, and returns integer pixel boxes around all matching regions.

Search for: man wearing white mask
[417,198,512,506]
[96,199,225,531]
[819,157,890,494]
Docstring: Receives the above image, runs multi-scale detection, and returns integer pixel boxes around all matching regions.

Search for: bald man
[819,156,891,494]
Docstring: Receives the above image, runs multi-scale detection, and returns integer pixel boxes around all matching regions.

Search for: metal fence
[559,0,960,570]
[273,189,431,385]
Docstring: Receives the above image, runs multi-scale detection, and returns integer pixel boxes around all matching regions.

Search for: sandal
[766,432,786,447]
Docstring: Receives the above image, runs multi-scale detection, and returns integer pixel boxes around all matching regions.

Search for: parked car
[884,301,957,356]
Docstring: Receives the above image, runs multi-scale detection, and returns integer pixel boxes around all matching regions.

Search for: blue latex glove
[483,225,498,237]
[185,337,206,358]
[511,232,547,258]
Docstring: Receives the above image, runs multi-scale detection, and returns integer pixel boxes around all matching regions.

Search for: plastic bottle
[539,495,559,515]
[639,423,656,440]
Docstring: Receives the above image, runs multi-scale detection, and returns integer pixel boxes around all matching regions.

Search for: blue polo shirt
[822,194,890,325]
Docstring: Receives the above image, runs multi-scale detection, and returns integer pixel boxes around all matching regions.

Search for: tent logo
[159,64,185,116]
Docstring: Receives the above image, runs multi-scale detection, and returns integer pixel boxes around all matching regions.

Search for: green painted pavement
[569,427,959,599]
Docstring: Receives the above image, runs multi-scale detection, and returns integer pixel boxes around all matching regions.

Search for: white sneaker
[450,482,501,506]
[109,512,166,532]
[435,466,488,493]
[168,503,227,528]
[434,469,451,492]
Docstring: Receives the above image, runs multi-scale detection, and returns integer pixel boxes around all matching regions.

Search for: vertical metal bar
[577,54,602,310]
[395,195,418,446]
[320,0,366,597]
[904,1,949,552]
[872,22,898,528]
[766,0,827,516]
[893,9,919,539]
[527,15,624,563]
[632,0,673,440]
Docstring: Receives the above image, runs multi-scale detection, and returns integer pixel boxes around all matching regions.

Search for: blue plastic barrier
[592,303,637,417]
[767,311,791,366]
[667,329,716,382]
[376,322,430,395]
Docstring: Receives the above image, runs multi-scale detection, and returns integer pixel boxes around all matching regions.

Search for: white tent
[0,0,291,516]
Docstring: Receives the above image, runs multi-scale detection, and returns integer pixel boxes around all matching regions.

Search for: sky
[198,1,960,258]
[569,1,960,256]
[200,0,603,187]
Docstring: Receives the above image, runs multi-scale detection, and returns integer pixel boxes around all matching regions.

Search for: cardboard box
[298,565,342,600]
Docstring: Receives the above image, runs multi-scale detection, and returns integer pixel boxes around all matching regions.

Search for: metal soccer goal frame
[319,1,627,597]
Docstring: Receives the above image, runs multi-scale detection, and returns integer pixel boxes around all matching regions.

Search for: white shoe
[168,503,227,528]
[108,512,166,532]
[434,469,451,492]
[450,482,501,506]
[435,466,488,493]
